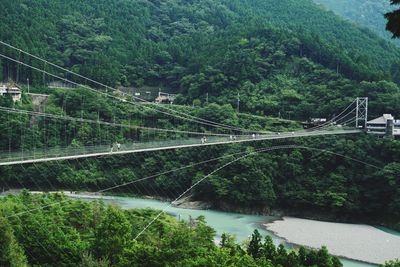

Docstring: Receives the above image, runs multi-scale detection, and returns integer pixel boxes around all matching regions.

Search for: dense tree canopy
[313,0,399,44]
[0,193,345,267]
[0,0,399,264]
[0,87,399,231]
[2,0,400,120]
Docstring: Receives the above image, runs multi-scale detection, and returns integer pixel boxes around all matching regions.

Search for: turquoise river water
[69,194,396,267]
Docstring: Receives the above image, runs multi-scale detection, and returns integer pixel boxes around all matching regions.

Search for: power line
[5,144,382,222]
[0,42,261,133]
[0,42,363,136]
[0,106,237,137]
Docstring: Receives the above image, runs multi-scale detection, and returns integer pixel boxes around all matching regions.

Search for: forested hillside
[1,0,400,265]
[312,0,399,44]
[1,0,400,120]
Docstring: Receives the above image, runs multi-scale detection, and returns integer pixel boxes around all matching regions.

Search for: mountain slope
[0,0,400,120]
[312,0,399,44]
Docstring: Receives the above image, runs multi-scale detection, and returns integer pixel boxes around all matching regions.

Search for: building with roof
[0,84,7,95]
[0,83,22,102]
[366,114,400,137]
[155,91,176,104]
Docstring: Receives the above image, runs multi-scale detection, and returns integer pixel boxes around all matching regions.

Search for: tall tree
[0,216,28,267]
[94,205,131,265]
[247,229,263,259]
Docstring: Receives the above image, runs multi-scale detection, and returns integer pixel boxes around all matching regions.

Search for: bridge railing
[0,129,361,164]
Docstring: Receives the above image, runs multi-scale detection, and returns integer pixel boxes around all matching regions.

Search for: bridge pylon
[356,97,368,129]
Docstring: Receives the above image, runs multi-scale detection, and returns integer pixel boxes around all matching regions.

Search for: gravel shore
[264,216,400,265]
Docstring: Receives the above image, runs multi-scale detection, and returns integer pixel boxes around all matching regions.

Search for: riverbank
[3,190,396,267]
[176,196,400,231]
[264,216,400,265]
[2,189,398,231]
[67,193,389,267]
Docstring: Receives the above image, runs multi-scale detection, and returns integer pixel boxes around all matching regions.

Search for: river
[67,194,399,267]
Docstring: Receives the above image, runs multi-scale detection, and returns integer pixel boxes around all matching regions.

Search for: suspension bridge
[0,40,388,247]
[0,40,370,167]
[0,129,361,166]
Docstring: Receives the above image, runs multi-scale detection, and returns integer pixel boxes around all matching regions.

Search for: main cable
[0,43,261,133]
[133,144,382,240]
[0,106,238,137]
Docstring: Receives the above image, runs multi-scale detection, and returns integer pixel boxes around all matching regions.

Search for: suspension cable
[133,144,382,240]
[0,44,259,133]
[0,106,240,137]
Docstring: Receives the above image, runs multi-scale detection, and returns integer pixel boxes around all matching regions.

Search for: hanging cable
[133,144,383,240]
[0,45,259,133]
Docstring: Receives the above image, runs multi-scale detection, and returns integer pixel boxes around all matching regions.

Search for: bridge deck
[0,129,361,166]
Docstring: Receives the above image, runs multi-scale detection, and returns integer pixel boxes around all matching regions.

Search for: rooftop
[367,114,394,124]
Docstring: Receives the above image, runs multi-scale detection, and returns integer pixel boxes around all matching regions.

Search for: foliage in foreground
[0,192,343,267]
[382,259,400,267]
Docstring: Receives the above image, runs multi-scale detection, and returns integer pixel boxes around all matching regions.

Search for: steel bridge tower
[356,97,368,129]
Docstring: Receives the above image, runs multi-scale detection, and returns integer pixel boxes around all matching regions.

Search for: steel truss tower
[356,97,368,129]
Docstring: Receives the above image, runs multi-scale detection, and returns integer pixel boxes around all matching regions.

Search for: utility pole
[206,93,209,105]
[237,92,240,113]
[27,78,29,94]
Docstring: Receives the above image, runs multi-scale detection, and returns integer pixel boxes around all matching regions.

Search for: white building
[0,83,22,102]
[394,120,400,136]
[155,92,176,104]
[0,84,7,95]
[367,114,400,137]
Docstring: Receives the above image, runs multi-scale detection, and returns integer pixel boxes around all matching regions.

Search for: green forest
[0,89,399,231]
[1,193,399,266]
[312,0,399,44]
[0,192,346,267]
[1,0,400,117]
[0,0,400,265]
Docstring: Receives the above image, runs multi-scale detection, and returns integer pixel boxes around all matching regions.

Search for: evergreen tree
[247,229,263,259]
[94,205,131,265]
[0,216,28,267]
[261,235,276,261]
